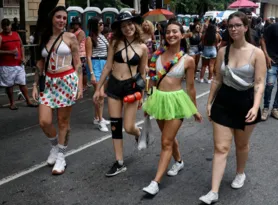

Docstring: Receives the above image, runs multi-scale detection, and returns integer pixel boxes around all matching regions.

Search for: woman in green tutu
[142,21,203,195]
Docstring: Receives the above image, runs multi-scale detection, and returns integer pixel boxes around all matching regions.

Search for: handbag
[39,32,64,92]
[124,39,146,91]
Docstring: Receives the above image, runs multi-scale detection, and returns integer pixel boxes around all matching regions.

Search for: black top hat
[111,11,142,30]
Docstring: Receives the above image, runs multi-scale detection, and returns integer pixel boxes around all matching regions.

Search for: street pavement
[0,82,278,205]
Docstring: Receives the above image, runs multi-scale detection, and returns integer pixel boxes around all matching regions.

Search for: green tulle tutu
[143,89,197,120]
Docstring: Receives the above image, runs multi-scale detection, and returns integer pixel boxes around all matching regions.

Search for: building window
[3,0,20,7]
[9,9,12,15]
[4,9,7,15]
[14,9,17,14]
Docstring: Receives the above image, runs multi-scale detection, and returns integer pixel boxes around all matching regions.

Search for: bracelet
[90,72,94,75]
[33,83,37,86]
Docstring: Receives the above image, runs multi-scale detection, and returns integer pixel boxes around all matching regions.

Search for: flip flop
[9,105,18,110]
[27,103,38,107]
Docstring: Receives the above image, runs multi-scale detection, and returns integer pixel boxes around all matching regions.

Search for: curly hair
[142,20,154,35]
[111,21,144,51]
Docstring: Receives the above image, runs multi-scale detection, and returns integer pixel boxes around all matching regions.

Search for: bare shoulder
[64,32,76,40]
[253,46,264,57]
[140,42,148,51]
[184,54,195,68]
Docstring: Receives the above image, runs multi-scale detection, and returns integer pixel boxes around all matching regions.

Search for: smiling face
[120,20,136,37]
[165,24,183,46]
[52,10,67,31]
[228,16,248,41]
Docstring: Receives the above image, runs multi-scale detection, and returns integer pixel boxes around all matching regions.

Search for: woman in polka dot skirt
[32,6,83,175]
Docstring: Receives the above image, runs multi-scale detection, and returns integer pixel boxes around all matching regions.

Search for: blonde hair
[142,20,154,35]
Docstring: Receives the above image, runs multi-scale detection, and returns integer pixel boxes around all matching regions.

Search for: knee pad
[110,118,123,139]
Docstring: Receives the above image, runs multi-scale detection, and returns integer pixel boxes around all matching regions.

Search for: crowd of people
[0,5,277,204]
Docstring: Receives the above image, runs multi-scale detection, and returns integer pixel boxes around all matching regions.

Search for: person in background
[86,17,110,132]
[142,20,156,69]
[260,22,278,120]
[71,16,87,91]
[0,18,37,110]
[199,24,222,83]
[154,23,165,48]
[188,23,202,78]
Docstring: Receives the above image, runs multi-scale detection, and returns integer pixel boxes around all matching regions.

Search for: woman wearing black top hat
[93,12,148,177]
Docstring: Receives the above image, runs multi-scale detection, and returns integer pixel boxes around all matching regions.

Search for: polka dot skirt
[39,72,78,108]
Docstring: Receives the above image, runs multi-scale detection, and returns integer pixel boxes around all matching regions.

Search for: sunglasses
[99,22,104,26]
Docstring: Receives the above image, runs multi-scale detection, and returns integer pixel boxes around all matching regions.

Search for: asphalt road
[0,81,277,205]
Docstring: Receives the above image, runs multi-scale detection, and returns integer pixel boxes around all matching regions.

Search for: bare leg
[39,104,56,138]
[6,86,15,107]
[19,85,32,104]
[157,120,181,162]
[123,100,140,138]
[234,125,255,174]
[154,119,183,183]
[200,58,209,80]
[57,106,73,146]
[211,122,234,193]
[208,58,216,80]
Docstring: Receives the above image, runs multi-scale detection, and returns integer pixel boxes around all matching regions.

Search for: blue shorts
[87,59,106,82]
[202,46,217,59]
[189,45,200,56]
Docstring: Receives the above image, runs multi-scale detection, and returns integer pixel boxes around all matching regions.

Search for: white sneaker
[207,79,212,84]
[52,153,66,175]
[143,181,159,195]
[199,79,204,83]
[98,120,109,132]
[199,191,219,204]
[47,146,58,166]
[231,173,246,189]
[94,118,110,125]
[167,161,184,176]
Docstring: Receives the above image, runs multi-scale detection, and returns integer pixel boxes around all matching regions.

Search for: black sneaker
[105,161,127,177]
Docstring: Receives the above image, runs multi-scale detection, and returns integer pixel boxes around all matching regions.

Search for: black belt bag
[124,40,145,91]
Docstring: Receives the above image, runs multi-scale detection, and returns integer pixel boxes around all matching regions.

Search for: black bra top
[113,40,140,66]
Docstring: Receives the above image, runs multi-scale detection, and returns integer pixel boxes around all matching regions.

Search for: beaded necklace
[148,46,185,81]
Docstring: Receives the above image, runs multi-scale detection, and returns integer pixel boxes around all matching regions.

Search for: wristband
[33,83,37,86]
[91,72,94,75]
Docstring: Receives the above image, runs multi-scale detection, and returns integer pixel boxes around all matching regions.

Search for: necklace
[149,46,185,81]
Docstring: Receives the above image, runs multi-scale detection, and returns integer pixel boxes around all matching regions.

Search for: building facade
[260,0,278,19]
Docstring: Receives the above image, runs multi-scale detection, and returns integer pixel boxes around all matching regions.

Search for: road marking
[0,90,210,186]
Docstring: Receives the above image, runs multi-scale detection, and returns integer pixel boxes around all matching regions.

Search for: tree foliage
[171,0,232,15]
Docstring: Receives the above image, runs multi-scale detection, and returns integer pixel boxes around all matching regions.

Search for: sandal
[9,105,18,110]
[27,103,38,107]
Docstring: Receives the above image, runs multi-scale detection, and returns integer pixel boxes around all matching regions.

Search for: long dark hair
[204,24,216,46]
[225,12,252,66]
[164,21,188,53]
[87,16,101,47]
[227,11,252,44]
[111,21,143,51]
[40,6,67,48]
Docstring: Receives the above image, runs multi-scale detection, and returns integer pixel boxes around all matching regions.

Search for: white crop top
[41,39,72,71]
[156,54,188,78]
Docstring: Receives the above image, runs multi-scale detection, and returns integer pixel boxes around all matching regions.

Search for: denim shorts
[202,46,217,59]
[189,45,200,56]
